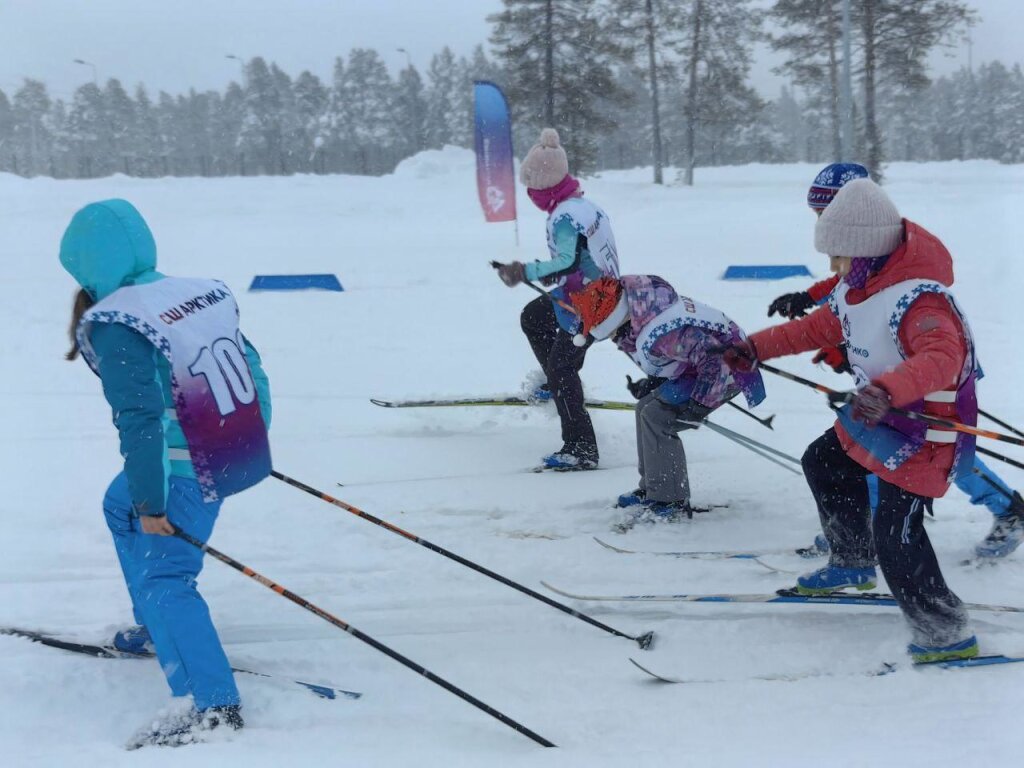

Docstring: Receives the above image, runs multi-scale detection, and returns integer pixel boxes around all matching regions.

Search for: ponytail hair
[65,288,94,361]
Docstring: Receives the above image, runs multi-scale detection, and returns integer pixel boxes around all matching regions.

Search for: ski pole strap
[757,362,1024,448]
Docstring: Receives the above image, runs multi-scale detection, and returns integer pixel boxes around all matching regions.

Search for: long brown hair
[65,288,94,361]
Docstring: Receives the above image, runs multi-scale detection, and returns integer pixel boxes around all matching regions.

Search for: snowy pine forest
[1,0,1022,181]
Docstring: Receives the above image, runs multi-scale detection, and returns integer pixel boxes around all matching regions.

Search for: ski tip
[369,398,393,408]
[592,536,632,554]
[636,631,656,651]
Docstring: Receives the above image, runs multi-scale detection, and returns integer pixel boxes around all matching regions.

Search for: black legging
[520,295,597,461]
[801,428,969,646]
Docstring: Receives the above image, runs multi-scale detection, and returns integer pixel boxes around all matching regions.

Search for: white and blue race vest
[78,277,271,501]
[545,197,620,286]
[628,295,766,408]
[829,279,976,477]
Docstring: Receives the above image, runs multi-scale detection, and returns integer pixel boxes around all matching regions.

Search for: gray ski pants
[635,392,694,504]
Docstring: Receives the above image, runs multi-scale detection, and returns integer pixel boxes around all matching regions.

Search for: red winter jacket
[750,221,969,498]
[807,274,840,303]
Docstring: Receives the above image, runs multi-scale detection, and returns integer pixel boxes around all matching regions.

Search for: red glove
[851,384,891,426]
[812,346,852,375]
[719,339,758,373]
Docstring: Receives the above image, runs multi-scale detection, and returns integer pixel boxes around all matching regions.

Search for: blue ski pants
[865,457,1013,517]
[103,472,239,710]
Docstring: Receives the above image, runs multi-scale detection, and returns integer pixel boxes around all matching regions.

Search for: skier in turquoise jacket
[61,199,272,748]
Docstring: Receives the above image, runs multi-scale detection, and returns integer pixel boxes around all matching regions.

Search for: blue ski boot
[795,533,831,559]
[975,493,1024,559]
[538,451,598,472]
[796,565,877,594]
[908,635,979,664]
[113,625,154,655]
[126,704,243,750]
[528,382,553,403]
[616,488,649,509]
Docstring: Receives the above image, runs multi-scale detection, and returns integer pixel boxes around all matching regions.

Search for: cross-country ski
[5,12,1024,762]
[540,583,1024,613]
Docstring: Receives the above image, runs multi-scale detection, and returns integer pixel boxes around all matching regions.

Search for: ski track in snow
[2,151,1023,766]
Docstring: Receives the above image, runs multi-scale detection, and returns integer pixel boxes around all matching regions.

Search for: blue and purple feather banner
[473,81,517,224]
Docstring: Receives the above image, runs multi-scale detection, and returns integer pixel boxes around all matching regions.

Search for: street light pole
[73,59,98,85]
[839,0,854,162]
[396,47,412,70]
[225,54,246,85]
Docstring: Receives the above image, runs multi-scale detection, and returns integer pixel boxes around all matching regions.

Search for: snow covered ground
[2,149,1023,766]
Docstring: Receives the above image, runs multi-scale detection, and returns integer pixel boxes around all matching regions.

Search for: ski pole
[680,418,802,476]
[725,400,775,430]
[757,362,1024,448]
[979,408,1024,440]
[702,419,802,466]
[977,445,1024,472]
[172,527,555,747]
[972,466,1016,503]
[271,471,654,650]
[489,261,580,316]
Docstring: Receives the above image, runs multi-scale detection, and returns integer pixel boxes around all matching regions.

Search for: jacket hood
[863,220,953,296]
[59,199,159,300]
[615,274,678,354]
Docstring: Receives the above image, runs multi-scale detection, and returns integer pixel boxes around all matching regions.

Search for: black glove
[626,374,667,400]
[673,400,714,430]
[495,261,526,287]
[767,291,815,319]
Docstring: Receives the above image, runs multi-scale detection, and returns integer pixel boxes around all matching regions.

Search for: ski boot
[616,488,649,509]
[127,704,243,750]
[795,564,877,594]
[795,533,831,559]
[974,493,1024,559]
[113,625,154,655]
[613,499,704,532]
[538,451,597,472]
[528,382,553,403]
[908,635,979,664]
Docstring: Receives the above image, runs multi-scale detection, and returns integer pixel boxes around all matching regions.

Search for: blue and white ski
[540,583,1024,613]
[1,627,362,700]
[630,653,1024,684]
[592,537,796,574]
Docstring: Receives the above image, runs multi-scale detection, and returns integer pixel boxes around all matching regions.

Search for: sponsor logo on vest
[841,313,869,358]
[159,288,230,325]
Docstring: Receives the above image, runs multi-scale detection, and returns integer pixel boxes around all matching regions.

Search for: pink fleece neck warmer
[527,174,581,213]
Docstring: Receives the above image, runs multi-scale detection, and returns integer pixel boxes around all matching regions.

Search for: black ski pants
[520,295,597,461]
[801,428,970,646]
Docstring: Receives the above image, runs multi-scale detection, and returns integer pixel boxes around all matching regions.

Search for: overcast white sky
[1,0,1021,101]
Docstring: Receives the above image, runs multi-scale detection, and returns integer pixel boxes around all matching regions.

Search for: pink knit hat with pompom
[519,128,569,190]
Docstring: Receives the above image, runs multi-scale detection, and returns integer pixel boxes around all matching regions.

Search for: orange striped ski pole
[758,362,1024,448]
[270,471,654,650]
[172,527,555,747]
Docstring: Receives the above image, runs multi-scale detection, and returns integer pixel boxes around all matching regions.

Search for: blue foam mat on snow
[722,265,813,280]
[249,274,344,291]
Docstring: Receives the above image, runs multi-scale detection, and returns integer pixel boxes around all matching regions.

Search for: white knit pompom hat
[519,128,569,190]
[814,178,903,258]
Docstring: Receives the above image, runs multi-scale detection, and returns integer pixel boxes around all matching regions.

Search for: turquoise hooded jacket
[60,200,271,515]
